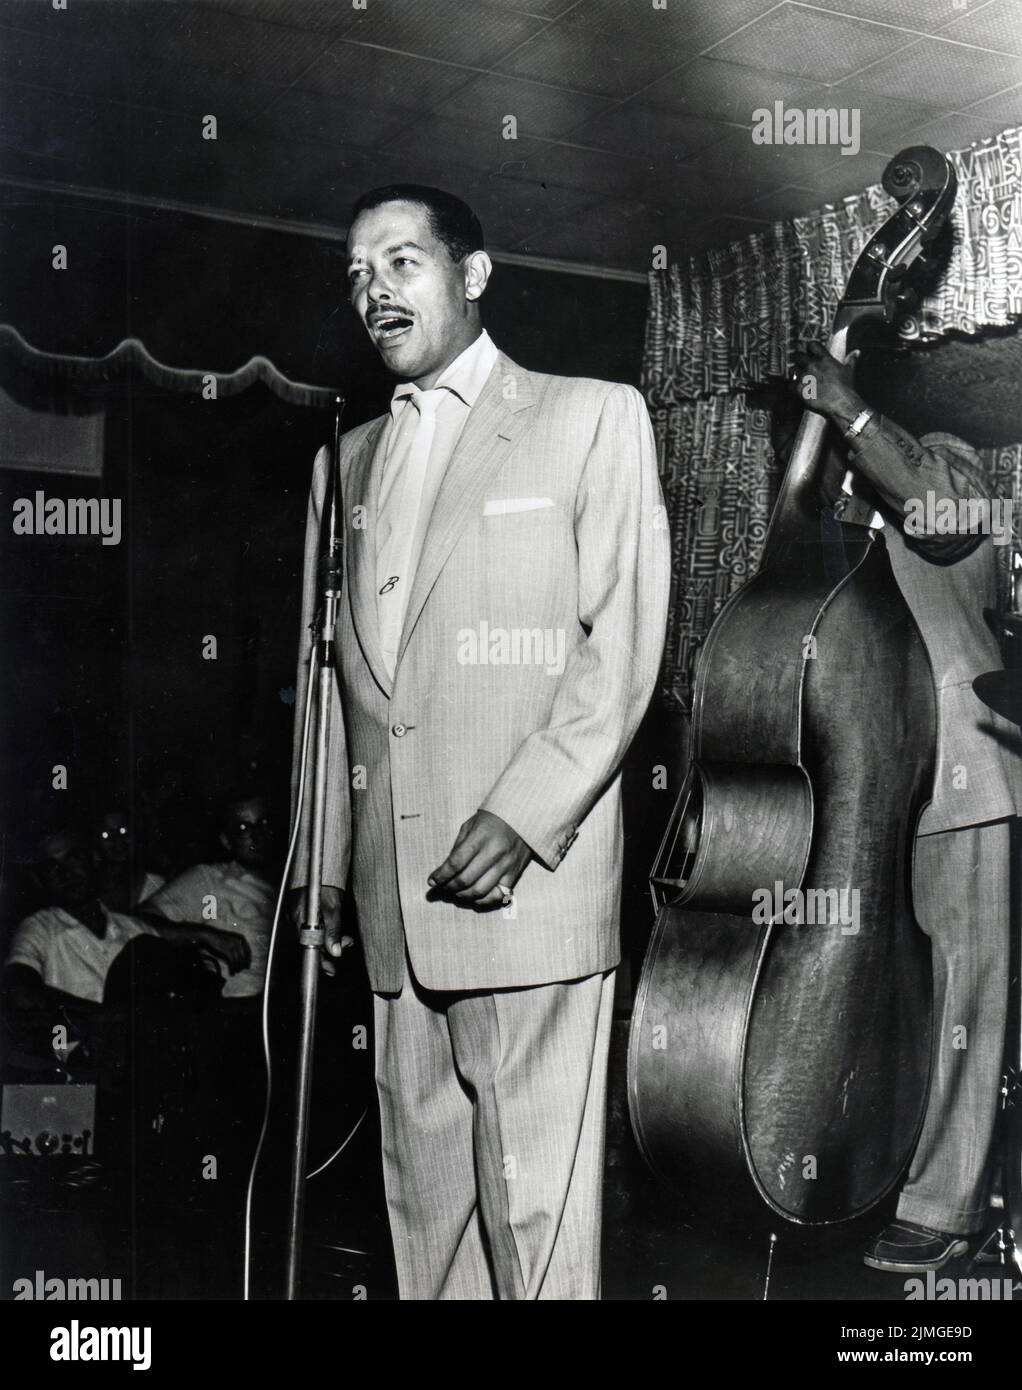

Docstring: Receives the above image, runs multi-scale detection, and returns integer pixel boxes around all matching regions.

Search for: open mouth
[370,313,414,344]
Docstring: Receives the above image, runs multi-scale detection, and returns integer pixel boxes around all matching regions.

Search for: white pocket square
[482,497,554,516]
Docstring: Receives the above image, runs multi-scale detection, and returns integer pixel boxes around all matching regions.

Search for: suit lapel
[344,416,393,697]
[397,354,538,669]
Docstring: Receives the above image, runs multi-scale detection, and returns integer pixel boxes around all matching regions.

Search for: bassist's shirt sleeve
[848,419,994,564]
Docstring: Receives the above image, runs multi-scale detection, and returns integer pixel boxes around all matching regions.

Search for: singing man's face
[347,200,482,387]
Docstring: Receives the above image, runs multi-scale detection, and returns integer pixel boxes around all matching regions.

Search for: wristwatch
[843,408,874,442]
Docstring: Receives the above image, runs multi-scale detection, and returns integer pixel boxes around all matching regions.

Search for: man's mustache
[367,306,415,323]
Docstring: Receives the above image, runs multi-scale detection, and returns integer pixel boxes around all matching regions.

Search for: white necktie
[376,386,441,676]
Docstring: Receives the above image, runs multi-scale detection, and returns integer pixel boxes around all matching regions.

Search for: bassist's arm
[794,342,992,563]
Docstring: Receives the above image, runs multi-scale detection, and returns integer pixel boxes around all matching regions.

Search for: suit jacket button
[392,723,406,738]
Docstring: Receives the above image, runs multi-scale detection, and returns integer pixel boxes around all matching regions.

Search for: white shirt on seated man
[144,793,276,1000]
[3,829,250,1012]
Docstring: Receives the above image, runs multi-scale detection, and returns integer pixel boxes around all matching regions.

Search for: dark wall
[0,199,647,411]
[0,200,650,897]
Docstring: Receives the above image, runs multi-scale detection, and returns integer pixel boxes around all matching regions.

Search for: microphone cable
[241,626,366,1299]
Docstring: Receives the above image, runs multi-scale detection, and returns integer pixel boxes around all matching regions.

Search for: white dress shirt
[375,329,499,676]
[146,861,274,999]
[6,905,157,1004]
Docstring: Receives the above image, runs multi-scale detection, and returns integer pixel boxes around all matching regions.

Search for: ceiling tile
[841,34,1022,106]
[638,56,821,124]
[290,40,473,107]
[130,7,334,87]
[258,86,423,150]
[708,3,917,82]
[915,109,1019,149]
[185,0,366,33]
[492,0,578,15]
[693,125,863,183]
[494,5,688,99]
[938,0,1022,55]
[506,140,656,199]
[799,150,889,199]
[330,149,482,209]
[796,84,950,153]
[960,81,1022,124]
[0,12,321,118]
[466,174,598,246]
[0,0,133,50]
[0,21,132,104]
[433,71,613,140]
[509,197,669,269]
[568,0,787,54]
[376,112,543,178]
[174,132,379,220]
[339,0,548,67]
[580,103,735,161]
[121,65,283,124]
[788,0,990,36]
[3,0,1014,277]
[622,164,770,218]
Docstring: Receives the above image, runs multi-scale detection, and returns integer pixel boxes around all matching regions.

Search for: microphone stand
[285,396,345,1300]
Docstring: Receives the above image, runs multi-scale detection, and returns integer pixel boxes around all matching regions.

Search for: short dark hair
[217,787,268,829]
[350,184,485,263]
[32,826,88,865]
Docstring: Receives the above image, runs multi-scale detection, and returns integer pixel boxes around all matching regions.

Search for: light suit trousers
[897,818,1012,1235]
[373,964,615,1300]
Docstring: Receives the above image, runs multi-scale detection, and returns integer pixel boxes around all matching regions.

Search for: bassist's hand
[790,342,862,428]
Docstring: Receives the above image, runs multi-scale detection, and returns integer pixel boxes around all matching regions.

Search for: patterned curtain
[645,126,1022,713]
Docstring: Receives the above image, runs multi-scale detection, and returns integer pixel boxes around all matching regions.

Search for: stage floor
[2,1020,1012,1302]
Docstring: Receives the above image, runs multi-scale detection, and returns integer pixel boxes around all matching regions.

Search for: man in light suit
[291,185,670,1299]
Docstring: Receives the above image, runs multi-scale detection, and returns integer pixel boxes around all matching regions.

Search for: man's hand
[286,885,352,978]
[428,810,533,910]
[790,341,862,428]
[195,927,251,975]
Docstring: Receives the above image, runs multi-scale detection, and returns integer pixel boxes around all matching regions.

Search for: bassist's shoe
[863,1220,969,1273]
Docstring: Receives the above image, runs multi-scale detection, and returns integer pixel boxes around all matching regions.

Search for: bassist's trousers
[897,818,1011,1235]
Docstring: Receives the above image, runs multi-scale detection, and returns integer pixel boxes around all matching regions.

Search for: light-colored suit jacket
[886,523,1022,835]
[292,351,670,993]
[842,421,1022,834]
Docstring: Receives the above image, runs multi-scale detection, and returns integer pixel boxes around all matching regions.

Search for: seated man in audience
[3,826,251,1093]
[144,791,278,1006]
[93,805,165,912]
[4,827,249,1017]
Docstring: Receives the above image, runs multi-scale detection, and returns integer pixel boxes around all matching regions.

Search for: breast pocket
[482,497,555,516]
[478,501,566,564]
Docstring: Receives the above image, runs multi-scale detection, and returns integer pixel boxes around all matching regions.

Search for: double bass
[629,147,957,1227]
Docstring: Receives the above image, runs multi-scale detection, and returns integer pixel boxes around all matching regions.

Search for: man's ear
[218,831,231,854]
[463,250,492,303]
